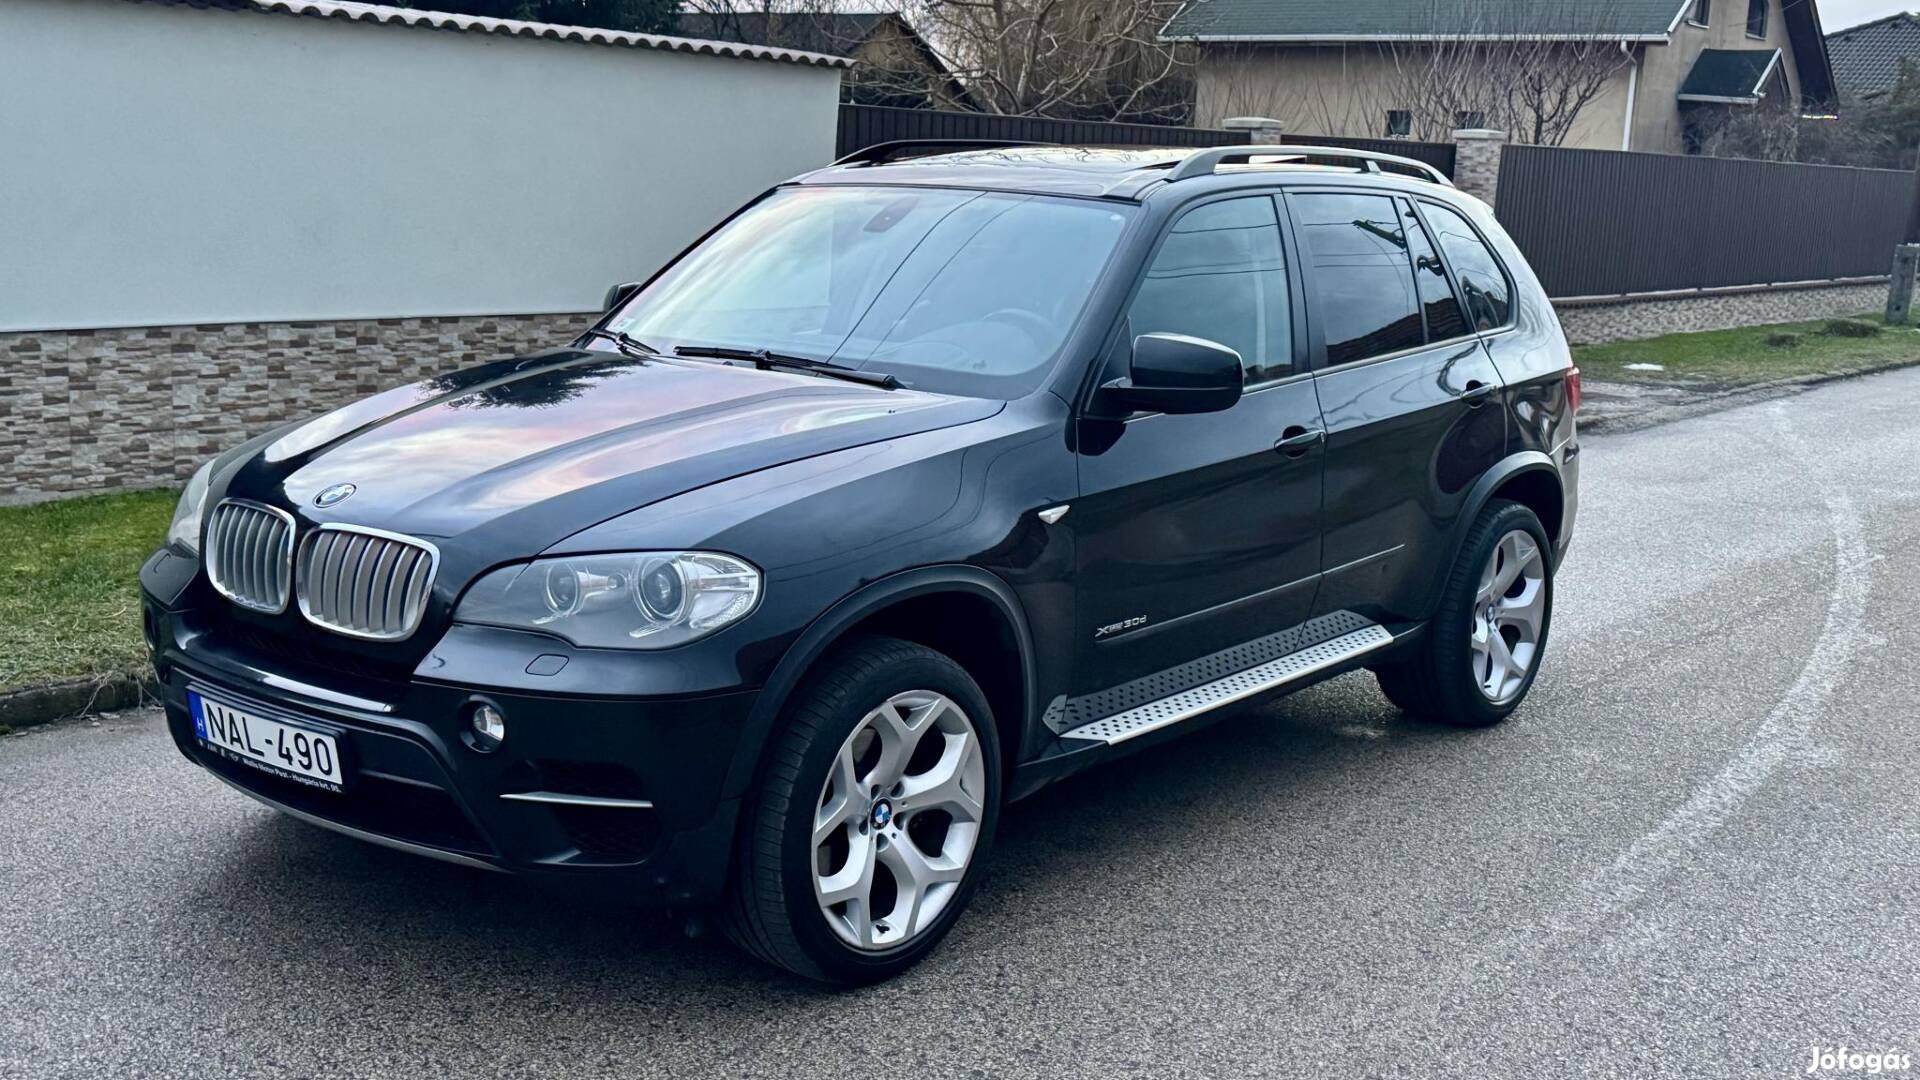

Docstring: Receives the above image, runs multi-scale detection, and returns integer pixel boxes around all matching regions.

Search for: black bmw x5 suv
[142,142,1578,983]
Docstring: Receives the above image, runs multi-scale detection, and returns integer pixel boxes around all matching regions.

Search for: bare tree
[1497,39,1632,146]
[904,0,1193,121]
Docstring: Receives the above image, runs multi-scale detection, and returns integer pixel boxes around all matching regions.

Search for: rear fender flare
[1425,452,1561,613]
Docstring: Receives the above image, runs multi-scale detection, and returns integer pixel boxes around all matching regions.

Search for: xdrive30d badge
[143,142,1579,984]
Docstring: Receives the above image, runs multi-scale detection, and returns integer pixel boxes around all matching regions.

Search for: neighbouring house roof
[126,0,854,67]
[1163,0,1837,109]
[1161,0,1693,41]
[1679,47,1783,102]
[674,9,975,107]
[1826,10,1920,99]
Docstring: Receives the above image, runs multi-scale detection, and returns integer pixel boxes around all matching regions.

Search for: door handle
[1460,380,1497,406]
[1275,426,1324,457]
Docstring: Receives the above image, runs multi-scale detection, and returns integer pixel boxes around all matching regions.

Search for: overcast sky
[1822,0,1914,30]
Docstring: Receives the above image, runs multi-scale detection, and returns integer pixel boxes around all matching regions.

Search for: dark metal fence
[1494,144,1914,297]
[836,105,1457,177]
[836,105,1247,158]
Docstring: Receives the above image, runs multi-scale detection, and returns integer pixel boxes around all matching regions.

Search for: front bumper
[144,570,758,906]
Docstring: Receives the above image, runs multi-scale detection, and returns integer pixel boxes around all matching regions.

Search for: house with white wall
[0,0,848,500]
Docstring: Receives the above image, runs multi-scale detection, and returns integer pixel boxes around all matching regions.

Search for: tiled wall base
[1,312,593,503]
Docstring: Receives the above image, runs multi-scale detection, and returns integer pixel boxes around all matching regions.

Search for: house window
[1385,110,1413,137]
[1746,0,1766,37]
[1689,0,1710,25]
[1455,110,1487,129]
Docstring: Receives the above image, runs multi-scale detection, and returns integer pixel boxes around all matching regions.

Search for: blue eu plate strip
[188,691,208,740]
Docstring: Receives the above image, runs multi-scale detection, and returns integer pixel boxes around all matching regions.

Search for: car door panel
[1288,188,1506,626]
[1072,381,1324,691]
[1069,193,1325,695]
[1311,341,1504,620]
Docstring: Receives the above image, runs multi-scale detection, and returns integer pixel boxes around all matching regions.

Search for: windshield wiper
[581,328,660,357]
[672,345,899,390]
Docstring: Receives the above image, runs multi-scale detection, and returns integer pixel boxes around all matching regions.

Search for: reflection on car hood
[234,350,1000,552]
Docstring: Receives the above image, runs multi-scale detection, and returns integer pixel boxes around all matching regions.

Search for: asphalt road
[5,370,1919,1080]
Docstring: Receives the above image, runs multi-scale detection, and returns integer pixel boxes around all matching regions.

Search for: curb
[1579,355,1920,435]
[0,675,159,734]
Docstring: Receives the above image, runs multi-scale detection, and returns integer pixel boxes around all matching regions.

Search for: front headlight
[453,551,762,649]
[167,460,216,555]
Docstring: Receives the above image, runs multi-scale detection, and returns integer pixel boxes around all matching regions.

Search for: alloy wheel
[1472,528,1548,703]
[812,690,986,951]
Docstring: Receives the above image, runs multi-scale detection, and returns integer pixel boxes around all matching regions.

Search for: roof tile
[134,0,855,67]
[1161,0,1688,41]
[1826,11,1920,99]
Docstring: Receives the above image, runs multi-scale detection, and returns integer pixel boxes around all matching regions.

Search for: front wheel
[1376,500,1553,727]
[721,637,1001,984]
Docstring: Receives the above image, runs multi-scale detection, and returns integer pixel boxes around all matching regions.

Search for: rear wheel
[1376,500,1553,727]
[722,637,1000,984]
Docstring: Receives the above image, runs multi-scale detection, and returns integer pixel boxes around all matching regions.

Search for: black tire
[720,636,1002,984]
[1375,499,1553,727]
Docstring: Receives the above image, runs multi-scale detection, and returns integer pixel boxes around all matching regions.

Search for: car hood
[227,349,1001,559]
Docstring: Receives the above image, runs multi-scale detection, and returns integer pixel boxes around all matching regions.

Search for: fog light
[467,702,506,751]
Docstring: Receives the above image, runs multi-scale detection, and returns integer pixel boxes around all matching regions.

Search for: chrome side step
[1060,624,1395,745]
[499,791,654,809]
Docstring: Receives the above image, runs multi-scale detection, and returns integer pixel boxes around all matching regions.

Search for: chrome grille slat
[295,524,439,641]
[368,543,401,633]
[323,533,345,628]
[271,517,290,603]
[338,535,359,631]
[204,500,295,614]
[381,549,407,631]
[330,533,358,628]
[324,530,351,622]
[351,537,380,631]
[307,531,334,626]
[240,511,263,603]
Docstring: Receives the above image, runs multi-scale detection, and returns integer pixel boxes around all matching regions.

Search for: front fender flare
[722,565,1036,800]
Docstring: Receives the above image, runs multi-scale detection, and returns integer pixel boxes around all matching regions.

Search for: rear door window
[1290,191,1424,366]
[1401,199,1471,343]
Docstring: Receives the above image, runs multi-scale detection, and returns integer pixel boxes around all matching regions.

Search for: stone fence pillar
[1451,128,1507,205]
[1221,116,1285,145]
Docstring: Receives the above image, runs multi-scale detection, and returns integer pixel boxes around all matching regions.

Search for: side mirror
[603,281,643,312]
[1100,332,1243,415]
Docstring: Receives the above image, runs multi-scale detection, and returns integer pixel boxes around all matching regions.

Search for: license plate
[189,691,345,791]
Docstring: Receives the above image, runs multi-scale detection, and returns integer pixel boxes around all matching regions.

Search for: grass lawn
[1572,314,1920,387]
[0,489,175,693]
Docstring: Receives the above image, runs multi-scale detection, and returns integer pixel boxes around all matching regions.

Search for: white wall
[0,0,843,331]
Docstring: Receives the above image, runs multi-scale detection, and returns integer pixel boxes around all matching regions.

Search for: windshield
[605,185,1134,399]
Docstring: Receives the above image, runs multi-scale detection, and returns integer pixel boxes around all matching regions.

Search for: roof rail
[1167,145,1454,187]
[831,139,1052,167]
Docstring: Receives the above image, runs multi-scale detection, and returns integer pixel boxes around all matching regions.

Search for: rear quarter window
[1421,201,1514,332]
